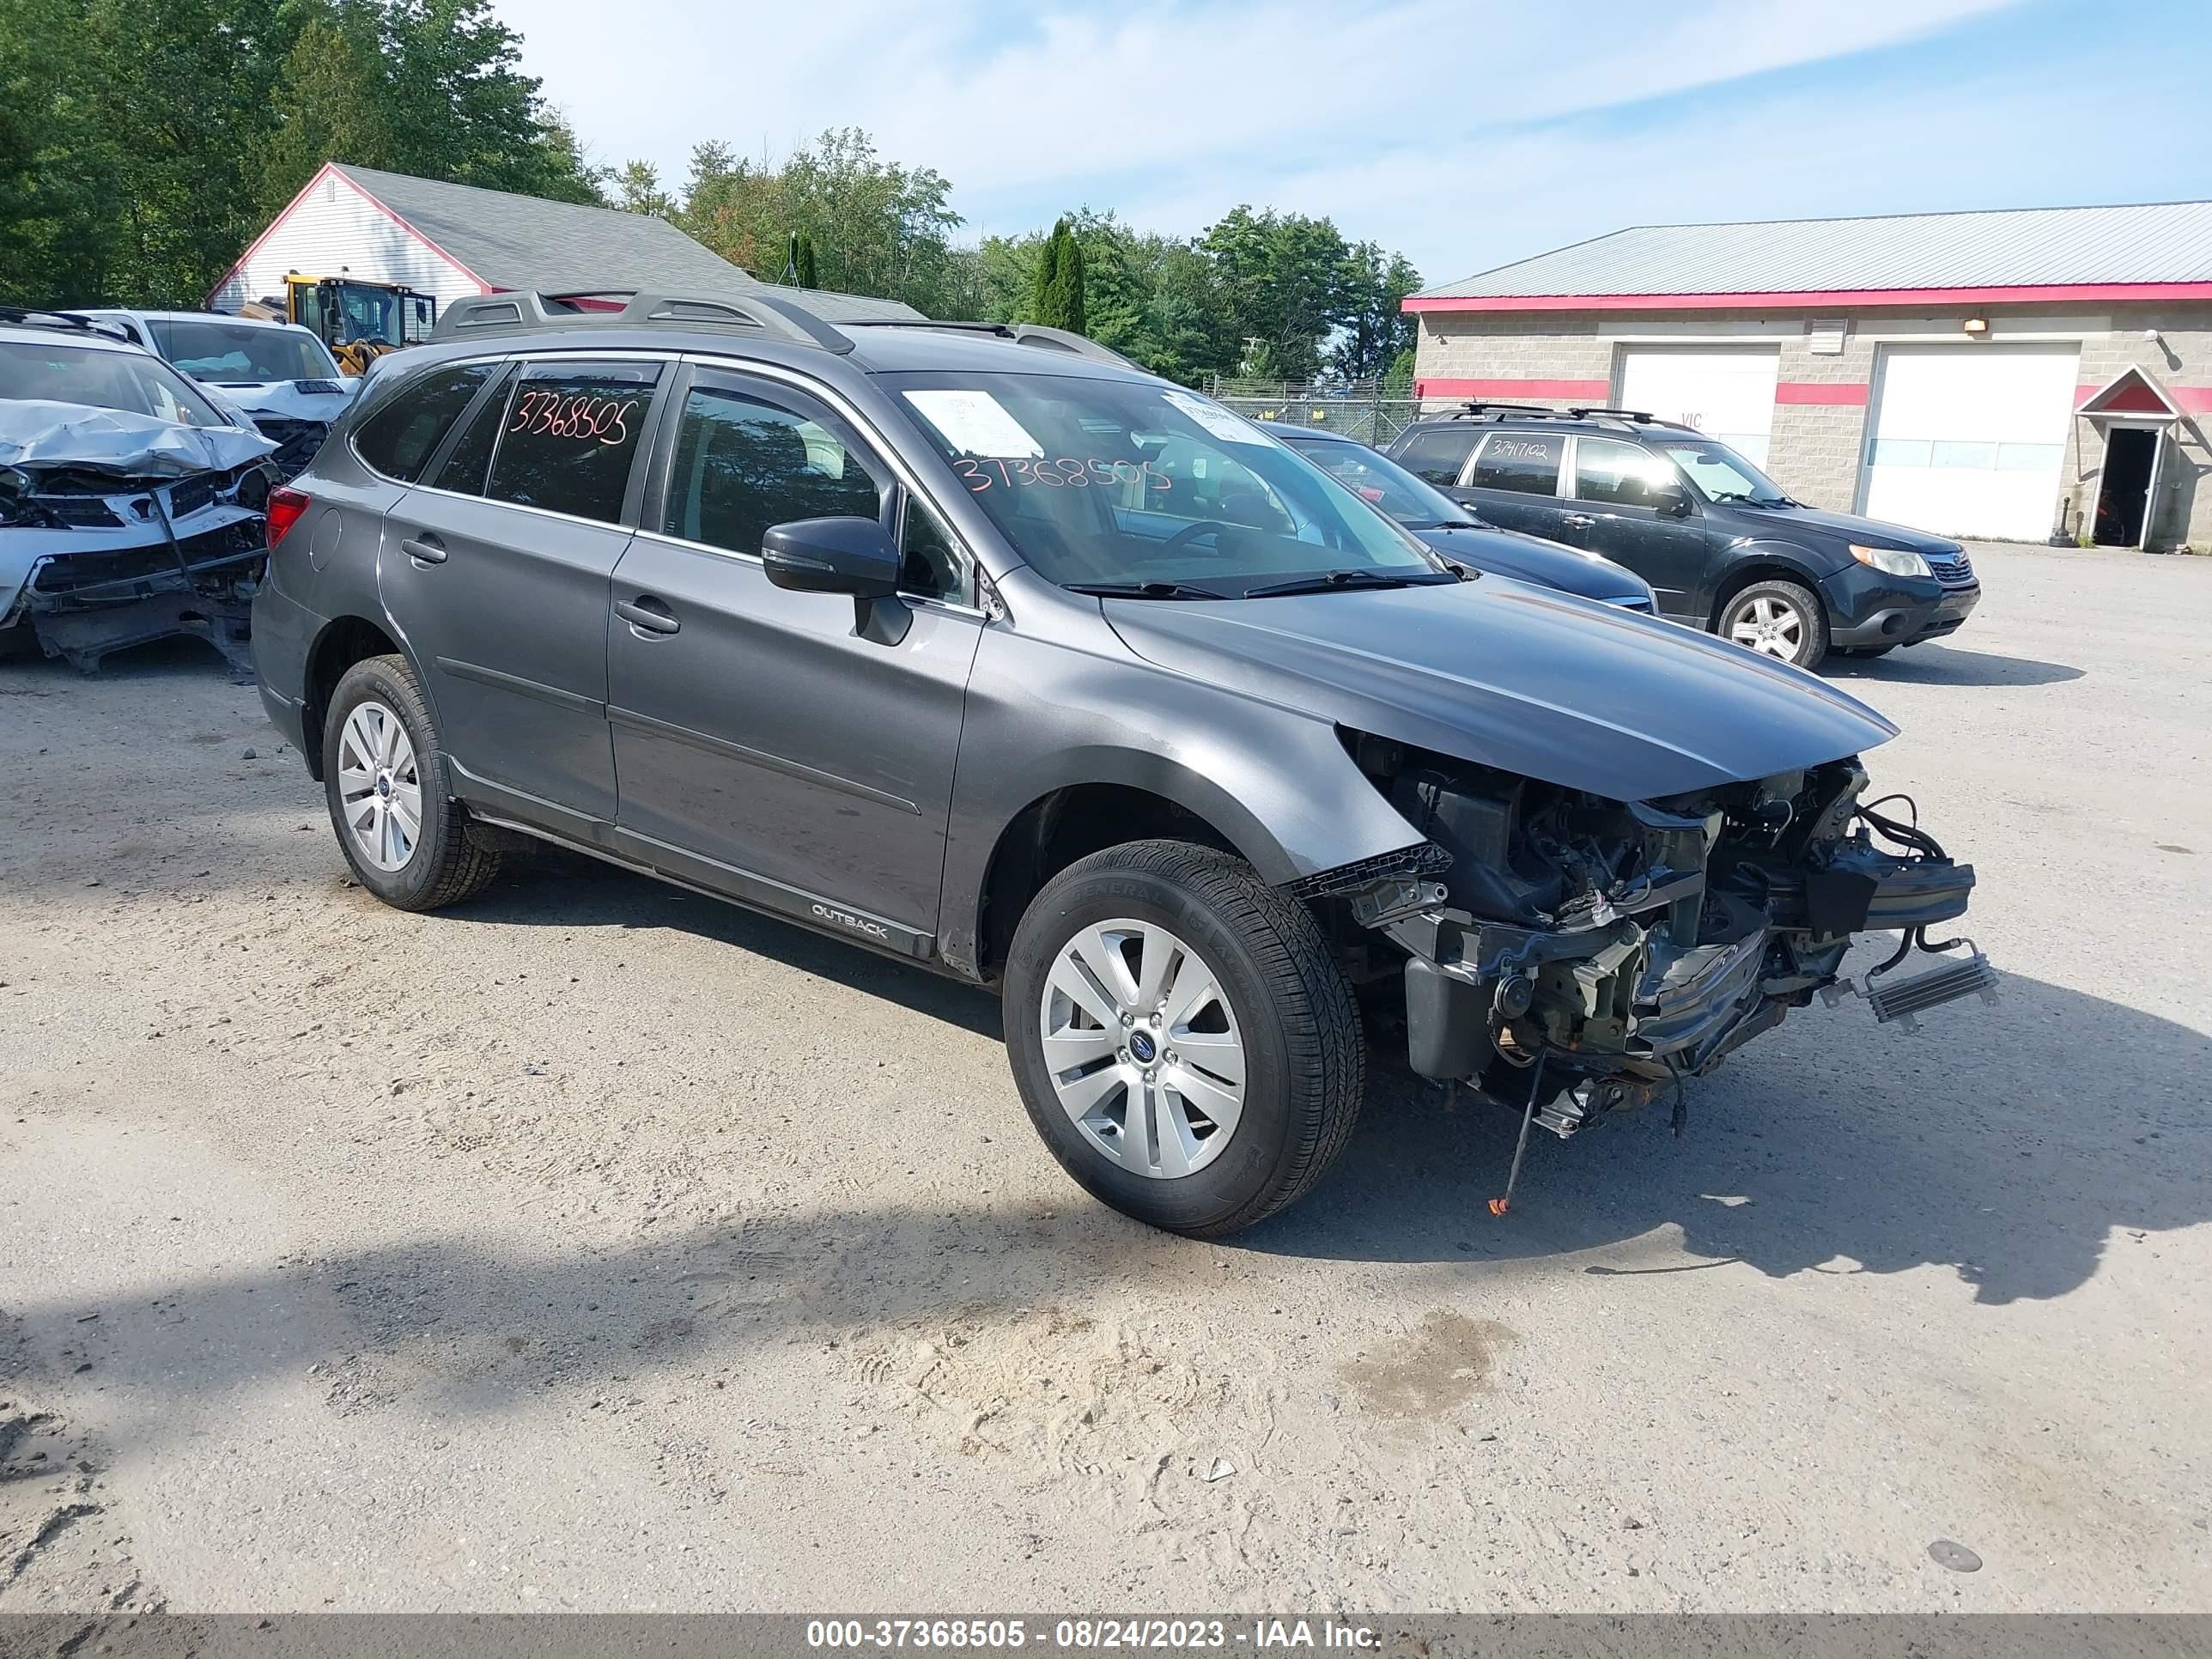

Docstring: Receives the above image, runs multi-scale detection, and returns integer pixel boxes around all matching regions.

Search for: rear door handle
[400,535,447,564]
[615,596,680,636]
[1561,514,1596,530]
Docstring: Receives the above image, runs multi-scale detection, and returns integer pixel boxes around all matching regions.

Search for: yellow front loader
[245,274,439,375]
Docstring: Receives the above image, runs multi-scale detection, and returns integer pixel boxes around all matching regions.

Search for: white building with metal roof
[1406,200,2212,551]
[209,162,925,326]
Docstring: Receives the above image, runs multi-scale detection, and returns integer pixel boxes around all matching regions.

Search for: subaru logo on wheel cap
[1128,1030,1157,1064]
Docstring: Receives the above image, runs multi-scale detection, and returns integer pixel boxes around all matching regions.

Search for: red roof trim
[203,161,493,307]
[1413,376,1611,401]
[1774,381,1869,406]
[1404,282,2212,314]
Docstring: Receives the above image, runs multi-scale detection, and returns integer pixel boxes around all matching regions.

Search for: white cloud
[487,0,2196,285]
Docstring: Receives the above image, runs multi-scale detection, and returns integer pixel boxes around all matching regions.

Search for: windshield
[1659,436,1790,504]
[149,318,337,383]
[1284,433,1468,526]
[892,374,1443,598]
[0,339,231,427]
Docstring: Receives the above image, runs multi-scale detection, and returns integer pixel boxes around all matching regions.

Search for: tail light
[265,486,311,549]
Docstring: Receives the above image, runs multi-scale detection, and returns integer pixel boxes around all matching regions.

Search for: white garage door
[1617,346,1780,465]
[1860,343,2077,542]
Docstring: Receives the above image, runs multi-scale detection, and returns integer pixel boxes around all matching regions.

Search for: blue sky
[492,0,2212,290]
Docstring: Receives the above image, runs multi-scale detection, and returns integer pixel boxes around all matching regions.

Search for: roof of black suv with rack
[425,289,1151,379]
[1407,402,1704,437]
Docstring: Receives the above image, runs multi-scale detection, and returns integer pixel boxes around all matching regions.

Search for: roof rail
[431,289,856,356]
[1445,400,1559,420]
[0,305,134,343]
[1565,405,1660,423]
[840,317,1143,371]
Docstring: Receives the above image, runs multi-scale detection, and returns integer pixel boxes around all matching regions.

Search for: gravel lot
[2,542,2207,1614]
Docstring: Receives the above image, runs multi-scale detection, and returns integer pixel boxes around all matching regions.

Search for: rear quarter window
[352,362,499,482]
[1393,426,1480,486]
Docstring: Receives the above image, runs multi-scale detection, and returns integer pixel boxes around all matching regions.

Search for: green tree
[1030,221,1063,322]
[1198,206,1355,385]
[795,231,818,289]
[1034,216,1085,333]
[1328,243,1422,385]
[0,0,605,308]
[608,160,675,219]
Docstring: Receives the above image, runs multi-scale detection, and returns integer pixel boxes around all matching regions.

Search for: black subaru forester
[1385,404,1981,671]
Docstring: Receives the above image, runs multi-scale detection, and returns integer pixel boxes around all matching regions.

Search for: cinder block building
[1405,201,2212,550]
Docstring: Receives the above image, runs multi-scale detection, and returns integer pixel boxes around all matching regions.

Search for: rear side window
[1393,426,1480,486]
[662,383,883,556]
[352,362,497,482]
[482,362,660,522]
[1468,431,1563,495]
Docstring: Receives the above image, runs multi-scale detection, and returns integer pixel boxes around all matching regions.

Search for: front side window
[1393,426,1480,487]
[0,340,228,427]
[662,383,884,556]
[898,495,968,603]
[1572,436,1680,508]
[148,319,338,383]
[483,362,659,522]
[892,374,1438,598]
[353,361,498,482]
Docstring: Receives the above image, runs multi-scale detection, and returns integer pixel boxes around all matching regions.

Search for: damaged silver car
[80,308,358,478]
[254,290,1994,1237]
[1,309,277,673]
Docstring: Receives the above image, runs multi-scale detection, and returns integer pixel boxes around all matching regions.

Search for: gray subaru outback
[254,290,1990,1237]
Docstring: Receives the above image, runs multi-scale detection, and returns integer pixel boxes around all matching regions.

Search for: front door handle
[1560,514,1596,530]
[401,535,447,564]
[615,596,680,636]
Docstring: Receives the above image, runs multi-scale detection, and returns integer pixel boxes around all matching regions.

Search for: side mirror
[763,516,901,599]
[1653,484,1695,519]
[762,515,909,644]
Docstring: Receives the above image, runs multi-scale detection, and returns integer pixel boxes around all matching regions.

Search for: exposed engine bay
[1306,731,1992,1146]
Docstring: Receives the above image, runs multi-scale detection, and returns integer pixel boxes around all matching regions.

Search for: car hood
[1413,522,1652,603]
[203,379,358,422]
[1729,501,1961,556]
[1103,577,1897,802]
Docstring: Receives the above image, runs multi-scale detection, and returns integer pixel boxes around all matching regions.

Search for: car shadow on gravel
[1239,969,2208,1306]
[451,843,1005,1042]
[1,971,2199,1468]
[1822,643,2085,687]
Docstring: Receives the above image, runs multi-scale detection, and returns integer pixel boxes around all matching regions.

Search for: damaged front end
[1,402,277,673]
[1315,734,1992,1148]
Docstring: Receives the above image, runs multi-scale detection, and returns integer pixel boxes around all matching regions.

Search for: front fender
[935,617,1424,974]
[1706,536,1848,620]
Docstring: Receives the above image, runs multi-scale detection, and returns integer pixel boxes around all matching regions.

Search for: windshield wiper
[1063,580,1234,601]
[1242,568,1451,599]
[1408,517,1481,531]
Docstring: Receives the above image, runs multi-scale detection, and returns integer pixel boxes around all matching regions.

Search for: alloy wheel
[1038,918,1246,1180]
[336,699,423,872]
[1728,594,1808,661]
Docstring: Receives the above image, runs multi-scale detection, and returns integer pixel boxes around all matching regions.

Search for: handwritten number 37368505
[509,390,636,447]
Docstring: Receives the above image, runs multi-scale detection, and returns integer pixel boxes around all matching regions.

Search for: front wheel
[1719,579,1829,671]
[1003,841,1364,1237]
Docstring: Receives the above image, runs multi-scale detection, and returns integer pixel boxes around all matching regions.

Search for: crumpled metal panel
[0,399,276,479]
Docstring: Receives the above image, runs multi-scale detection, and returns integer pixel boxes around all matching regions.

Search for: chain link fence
[1204,379,1425,449]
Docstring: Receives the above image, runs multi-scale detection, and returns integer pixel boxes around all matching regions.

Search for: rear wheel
[1719,579,1828,671]
[1003,841,1363,1237]
[321,654,501,910]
